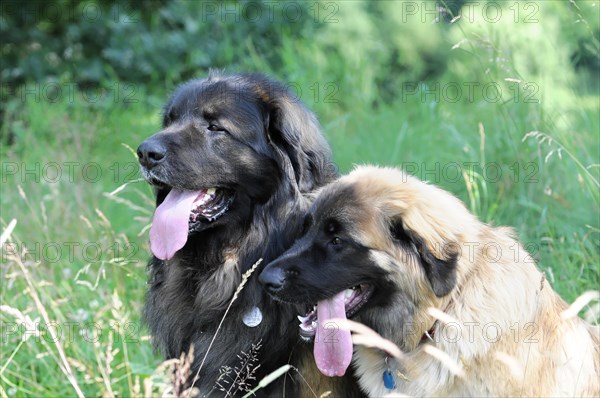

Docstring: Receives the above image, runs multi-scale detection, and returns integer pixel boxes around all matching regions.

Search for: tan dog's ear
[349,166,465,297]
[389,217,458,297]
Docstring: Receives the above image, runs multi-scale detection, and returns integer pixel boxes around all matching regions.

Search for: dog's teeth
[299,323,312,332]
[298,315,310,323]
[194,195,208,207]
[345,289,354,299]
[207,188,216,196]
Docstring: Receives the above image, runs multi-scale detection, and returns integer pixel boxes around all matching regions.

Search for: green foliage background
[1,0,599,396]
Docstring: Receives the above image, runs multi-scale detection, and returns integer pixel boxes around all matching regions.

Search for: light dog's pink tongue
[149,190,200,260]
[314,291,353,377]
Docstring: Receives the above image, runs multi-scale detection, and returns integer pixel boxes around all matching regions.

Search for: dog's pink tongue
[149,190,199,260]
[314,291,353,377]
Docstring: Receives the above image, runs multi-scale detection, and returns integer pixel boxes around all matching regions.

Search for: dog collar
[382,321,439,390]
[383,356,410,390]
[383,356,396,390]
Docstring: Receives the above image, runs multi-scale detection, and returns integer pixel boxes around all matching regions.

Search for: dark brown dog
[137,72,357,396]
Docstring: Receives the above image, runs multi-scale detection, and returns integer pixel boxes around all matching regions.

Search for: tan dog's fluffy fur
[345,166,599,397]
[264,165,599,397]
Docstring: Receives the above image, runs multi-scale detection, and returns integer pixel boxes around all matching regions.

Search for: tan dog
[260,165,599,397]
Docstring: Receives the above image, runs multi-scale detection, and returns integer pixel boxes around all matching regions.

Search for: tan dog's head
[259,166,478,362]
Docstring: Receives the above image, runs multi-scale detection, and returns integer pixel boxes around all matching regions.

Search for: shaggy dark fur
[137,72,345,396]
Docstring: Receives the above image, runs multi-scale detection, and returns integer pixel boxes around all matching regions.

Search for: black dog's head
[137,72,336,260]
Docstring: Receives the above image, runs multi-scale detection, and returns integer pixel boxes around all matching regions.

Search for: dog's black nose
[137,138,167,169]
[259,266,286,293]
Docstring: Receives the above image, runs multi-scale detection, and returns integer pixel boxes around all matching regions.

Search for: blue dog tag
[383,369,396,390]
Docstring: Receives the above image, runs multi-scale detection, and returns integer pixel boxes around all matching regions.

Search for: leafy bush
[0,0,320,89]
[2,0,596,106]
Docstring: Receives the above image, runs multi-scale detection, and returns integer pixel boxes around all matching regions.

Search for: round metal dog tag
[242,306,263,327]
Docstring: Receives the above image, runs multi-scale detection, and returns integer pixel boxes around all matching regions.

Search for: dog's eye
[325,219,339,234]
[207,124,224,132]
[330,237,342,245]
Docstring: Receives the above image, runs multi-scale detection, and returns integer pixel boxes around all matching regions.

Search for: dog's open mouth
[149,187,234,261]
[189,188,234,229]
[297,283,373,341]
[295,283,373,377]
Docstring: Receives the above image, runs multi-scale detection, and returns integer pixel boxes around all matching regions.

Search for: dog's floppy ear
[350,166,465,297]
[390,217,458,297]
[261,84,337,192]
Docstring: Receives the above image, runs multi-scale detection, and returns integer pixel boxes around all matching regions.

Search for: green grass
[1,2,599,396]
[1,96,162,396]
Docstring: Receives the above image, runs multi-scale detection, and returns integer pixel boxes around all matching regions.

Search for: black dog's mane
[145,174,310,393]
[142,72,338,396]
